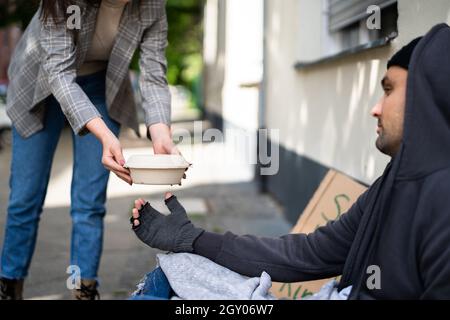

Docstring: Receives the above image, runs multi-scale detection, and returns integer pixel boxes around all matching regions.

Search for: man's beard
[376,135,389,155]
[376,133,398,157]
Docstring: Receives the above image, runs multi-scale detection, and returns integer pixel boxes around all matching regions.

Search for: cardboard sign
[270,170,367,299]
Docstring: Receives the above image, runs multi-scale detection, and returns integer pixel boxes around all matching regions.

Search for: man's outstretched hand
[130,193,204,253]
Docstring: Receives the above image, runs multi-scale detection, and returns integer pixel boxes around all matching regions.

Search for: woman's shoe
[0,277,24,300]
[73,279,100,300]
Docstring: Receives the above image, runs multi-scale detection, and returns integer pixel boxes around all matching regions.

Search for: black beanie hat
[387,37,423,70]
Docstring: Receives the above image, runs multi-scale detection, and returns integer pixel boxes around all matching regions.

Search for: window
[295,0,399,69]
[326,0,398,54]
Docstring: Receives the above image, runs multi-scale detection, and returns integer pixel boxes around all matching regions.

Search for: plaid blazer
[6,0,171,138]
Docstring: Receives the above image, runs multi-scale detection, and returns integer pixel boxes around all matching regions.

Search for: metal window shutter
[329,0,397,32]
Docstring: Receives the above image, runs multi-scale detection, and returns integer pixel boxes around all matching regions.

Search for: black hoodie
[193,23,450,299]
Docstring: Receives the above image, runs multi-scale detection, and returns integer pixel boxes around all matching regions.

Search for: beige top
[77,0,126,76]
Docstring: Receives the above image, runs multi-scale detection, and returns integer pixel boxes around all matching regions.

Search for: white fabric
[157,253,276,300]
[157,253,352,300]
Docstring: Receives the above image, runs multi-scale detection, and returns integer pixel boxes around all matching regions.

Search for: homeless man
[130,24,450,300]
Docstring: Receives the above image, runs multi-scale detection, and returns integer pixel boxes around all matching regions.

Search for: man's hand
[149,123,180,155]
[130,192,204,252]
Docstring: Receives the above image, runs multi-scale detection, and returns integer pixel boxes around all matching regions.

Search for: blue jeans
[130,267,174,300]
[0,69,120,280]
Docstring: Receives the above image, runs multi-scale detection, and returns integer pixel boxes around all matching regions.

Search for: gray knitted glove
[132,195,204,253]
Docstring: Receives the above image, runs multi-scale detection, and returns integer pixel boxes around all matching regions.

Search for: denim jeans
[130,267,174,300]
[0,69,120,280]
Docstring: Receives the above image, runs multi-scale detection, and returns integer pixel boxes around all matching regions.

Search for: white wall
[203,0,227,118]
[203,0,264,174]
[203,0,264,132]
[220,0,263,134]
[264,0,450,184]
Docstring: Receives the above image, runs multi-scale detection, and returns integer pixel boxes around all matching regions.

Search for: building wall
[263,0,450,222]
[221,0,263,135]
[203,0,263,135]
[202,0,227,129]
[202,0,264,182]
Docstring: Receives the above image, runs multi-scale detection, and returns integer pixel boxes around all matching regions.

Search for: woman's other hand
[148,123,188,182]
[148,123,180,155]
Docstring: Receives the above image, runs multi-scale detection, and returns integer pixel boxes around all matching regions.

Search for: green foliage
[0,0,39,29]
[124,0,206,109]
[166,0,204,108]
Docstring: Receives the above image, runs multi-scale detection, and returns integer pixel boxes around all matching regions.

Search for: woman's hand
[86,117,132,185]
[149,123,180,155]
[100,132,132,185]
[148,123,188,182]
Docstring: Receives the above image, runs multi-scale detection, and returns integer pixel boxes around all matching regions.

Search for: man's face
[371,66,408,157]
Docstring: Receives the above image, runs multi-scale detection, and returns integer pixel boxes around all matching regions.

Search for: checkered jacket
[6,0,171,138]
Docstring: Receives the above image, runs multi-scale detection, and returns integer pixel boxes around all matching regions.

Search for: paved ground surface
[0,121,292,300]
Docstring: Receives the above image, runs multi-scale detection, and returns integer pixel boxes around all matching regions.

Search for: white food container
[124,155,191,185]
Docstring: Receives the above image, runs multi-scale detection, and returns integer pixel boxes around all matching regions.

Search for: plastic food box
[124,154,191,185]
